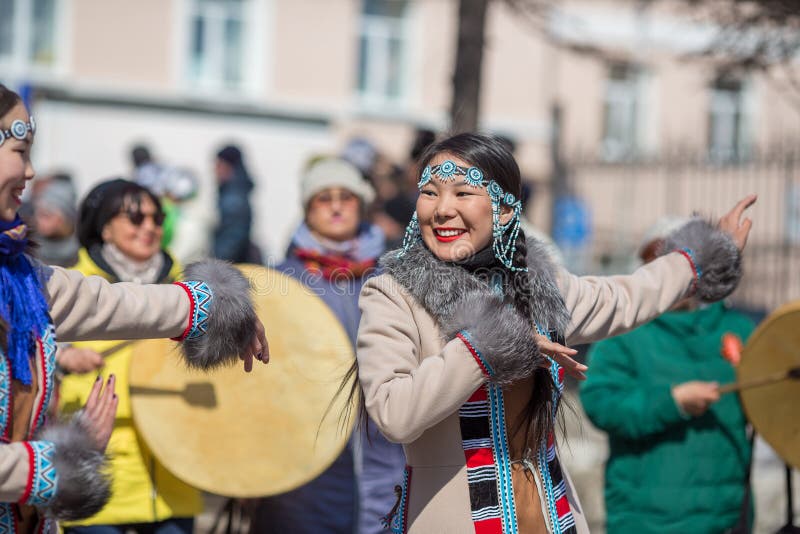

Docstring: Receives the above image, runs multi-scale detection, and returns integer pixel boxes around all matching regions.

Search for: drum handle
[719,366,800,394]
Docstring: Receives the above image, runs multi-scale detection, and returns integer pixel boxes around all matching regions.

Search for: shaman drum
[128,265,356,497]
[738,300,800,470]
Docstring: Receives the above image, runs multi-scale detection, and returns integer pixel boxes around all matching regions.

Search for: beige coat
[357,251,694,534]
[0,265,192,533]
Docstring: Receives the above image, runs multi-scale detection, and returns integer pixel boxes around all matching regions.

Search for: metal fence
[559,150,800,313]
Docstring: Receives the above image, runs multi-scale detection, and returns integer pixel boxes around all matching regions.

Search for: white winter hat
[300,158,376,207]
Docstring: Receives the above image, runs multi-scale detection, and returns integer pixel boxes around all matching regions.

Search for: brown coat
[356,252,694,534]
[0,265,191,533]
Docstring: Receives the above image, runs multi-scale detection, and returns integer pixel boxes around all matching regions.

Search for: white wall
[30,99,334,262]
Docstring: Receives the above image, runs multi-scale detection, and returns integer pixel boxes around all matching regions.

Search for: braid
[508,229,533,320]
[505,228,558,451]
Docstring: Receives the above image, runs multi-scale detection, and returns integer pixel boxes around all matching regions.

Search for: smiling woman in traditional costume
[354,132,754,534]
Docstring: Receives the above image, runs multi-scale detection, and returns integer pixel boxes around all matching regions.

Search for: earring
[399,212,421,256]
[490,195,526,272]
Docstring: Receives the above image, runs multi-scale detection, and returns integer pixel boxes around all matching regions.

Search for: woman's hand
[719,194,757,251]
[79,375,118,451]
[56,347,104,374]
[671,381,719,417]
[240,318,269,372]
[534,334,588,380]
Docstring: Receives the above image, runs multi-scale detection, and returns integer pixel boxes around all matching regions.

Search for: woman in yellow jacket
[57,179,202,534]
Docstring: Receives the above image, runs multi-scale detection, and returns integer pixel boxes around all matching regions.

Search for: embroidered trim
[0,354,9,442]
[390,465,412,534]
[29,326,56,438]
[36,518,55,534]
[171,281,213,341]
[0,504,15,534]
[460,388,502,532]
[536,328,577,534]
[676,248,701,295]
[457,330,494,378]
[20,441,57,506]
[488,384,519,534]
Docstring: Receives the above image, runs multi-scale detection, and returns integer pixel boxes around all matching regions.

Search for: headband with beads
[0,117,36,148]
[400,159,527,272]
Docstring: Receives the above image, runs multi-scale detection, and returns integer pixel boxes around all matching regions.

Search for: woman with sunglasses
[58,179,201,534]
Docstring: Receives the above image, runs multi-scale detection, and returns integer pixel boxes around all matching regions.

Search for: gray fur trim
[380,246,490,322]
[440,290,544,386]
[180,259,256,370]
[380,238,568,384]
[380,238,569,334]
[524,238,570,335]
[661,217,742,302]
[38,417,111,521]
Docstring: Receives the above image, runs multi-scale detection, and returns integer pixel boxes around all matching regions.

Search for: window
[708,75,749,163]
[601,63,644,161]
[187,0,249,91]
[0,0,58,70]
[357,0,410,107]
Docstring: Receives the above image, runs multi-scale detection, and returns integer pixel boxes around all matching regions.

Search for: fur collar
[379,238,570,336]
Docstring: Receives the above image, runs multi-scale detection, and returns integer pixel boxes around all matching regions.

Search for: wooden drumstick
[719,366,800,394]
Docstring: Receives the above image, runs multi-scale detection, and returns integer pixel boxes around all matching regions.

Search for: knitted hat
[35,180,77,222]
[300,158,376,207]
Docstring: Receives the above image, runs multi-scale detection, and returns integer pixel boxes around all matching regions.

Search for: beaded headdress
[400,159,527,272]
[0,117,35,148]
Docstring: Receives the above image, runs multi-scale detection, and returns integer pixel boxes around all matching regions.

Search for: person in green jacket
[580,217,756,534]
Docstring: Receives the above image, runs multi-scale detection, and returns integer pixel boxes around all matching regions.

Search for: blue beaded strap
[389,465,412,534]
[21,441,58,506]
[173,281,213,340]
[457,330,495,378]
[680,247,702,278]
[676,247,701,294]
[488,384,520,533]
[0,353,9,442]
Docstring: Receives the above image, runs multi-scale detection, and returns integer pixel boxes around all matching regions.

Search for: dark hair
[217,144,243,168]
[77,178,163,249]
[337,133,559,452]
[0,84,22,123]
[409,128,436,161]
[131,145,152,167]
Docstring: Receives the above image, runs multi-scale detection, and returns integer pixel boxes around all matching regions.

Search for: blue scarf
[0,216,51,385]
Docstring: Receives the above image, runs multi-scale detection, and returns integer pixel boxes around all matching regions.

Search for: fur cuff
[661,217,742,302]
[180,259,257,370]
[37,417,111,521]
[441,291,544,386]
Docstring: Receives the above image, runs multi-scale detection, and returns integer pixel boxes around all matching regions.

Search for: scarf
[0,216,51,385]
[293,249,376,281]
[100,243,165,284]
[289,222,384,281]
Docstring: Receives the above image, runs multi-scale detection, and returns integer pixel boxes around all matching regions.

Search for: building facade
[3,0,799,281]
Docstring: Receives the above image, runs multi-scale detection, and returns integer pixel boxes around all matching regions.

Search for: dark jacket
[212,170,253,263]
